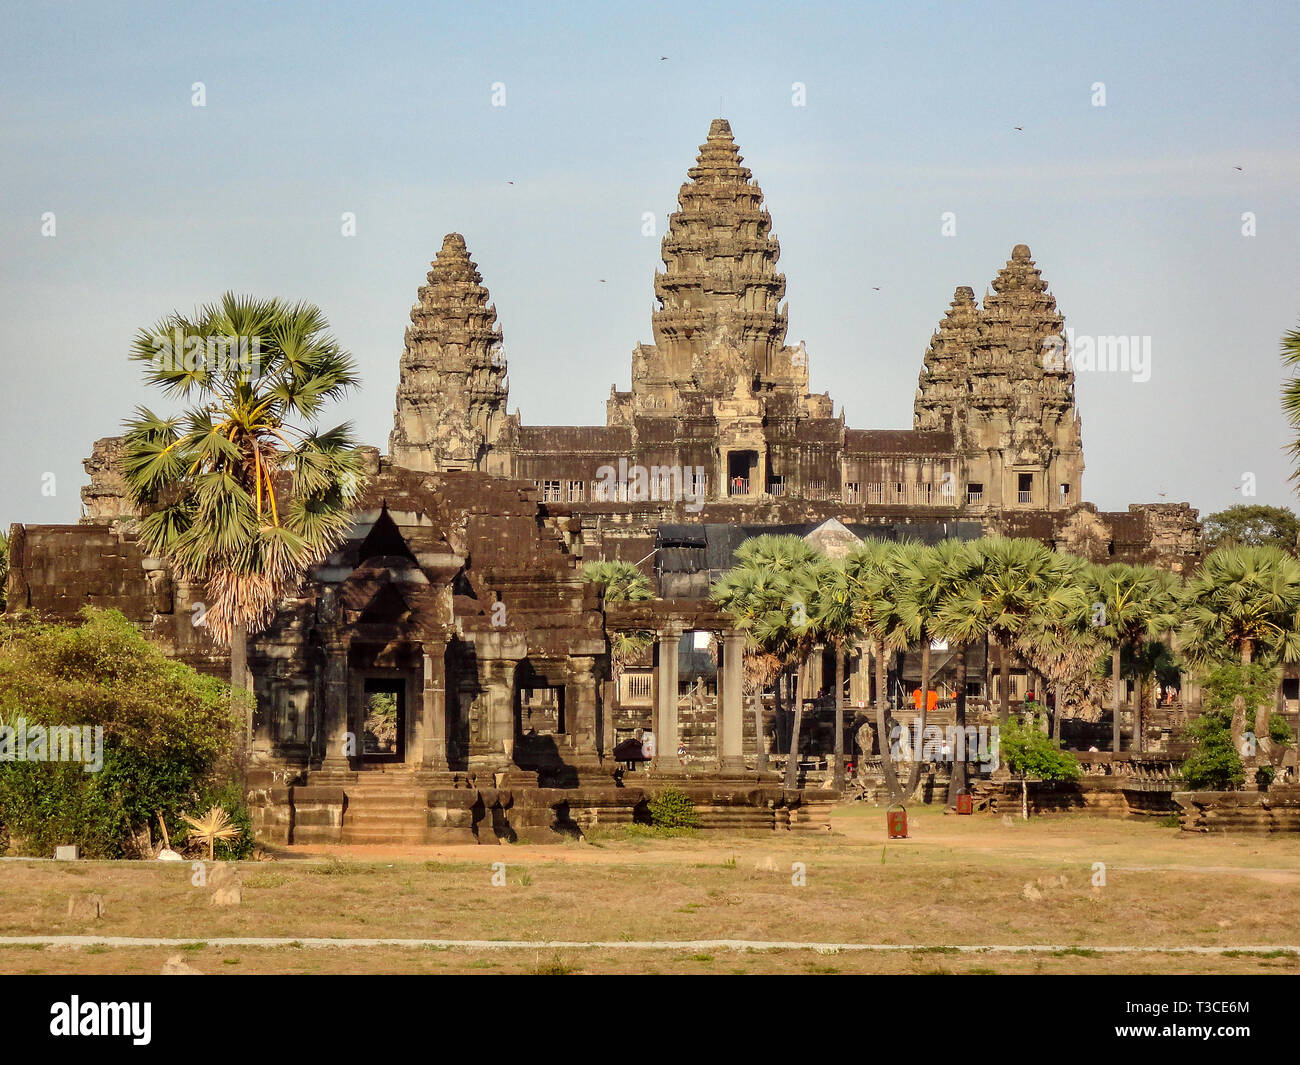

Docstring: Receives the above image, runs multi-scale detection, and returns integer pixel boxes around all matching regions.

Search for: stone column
[567,656,601,764]
[850,640,871,706]
[479,658,518,769]
[417,647,449,777]
[656,631,682,770]
[319,640,352,776]
[720,632,745,773]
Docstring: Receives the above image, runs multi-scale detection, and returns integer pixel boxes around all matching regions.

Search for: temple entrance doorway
[362,678,406,763]
[727,450,759,496]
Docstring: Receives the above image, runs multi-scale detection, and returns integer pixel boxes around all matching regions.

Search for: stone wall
[1174,786,1300,832]
[248,780,836,845]
[974,777,1178,818]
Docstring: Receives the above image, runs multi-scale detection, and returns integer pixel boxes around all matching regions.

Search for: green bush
[1180,710,1244,791]
[1200,662,1279,719]
[1178,664,1283,792]
[0,609,248,858]
[647,786,702,829]
[995,709,1081,781]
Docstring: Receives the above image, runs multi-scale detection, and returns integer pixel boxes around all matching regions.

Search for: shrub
[1178,663,1282,792]
[648,786,702,829]
[1200,662,1279,720]
[995,710,1081,781]
[0,609,247,857]
[1180,710,1244,790]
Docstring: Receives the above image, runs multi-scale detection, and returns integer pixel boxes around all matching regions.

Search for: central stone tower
[610,118,821,423]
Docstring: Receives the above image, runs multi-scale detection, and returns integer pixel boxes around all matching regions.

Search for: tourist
[677,741,687,762]
[642,729,657,760]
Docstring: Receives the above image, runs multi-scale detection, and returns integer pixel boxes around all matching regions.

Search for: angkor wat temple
[3,119,1202,841]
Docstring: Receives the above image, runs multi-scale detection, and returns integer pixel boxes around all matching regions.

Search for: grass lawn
[3,804,1299,974]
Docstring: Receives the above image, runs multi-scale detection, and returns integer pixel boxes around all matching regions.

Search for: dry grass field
[3,804,1299,975]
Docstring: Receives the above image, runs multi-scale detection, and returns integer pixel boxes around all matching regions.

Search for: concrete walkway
[1,936,1295,954]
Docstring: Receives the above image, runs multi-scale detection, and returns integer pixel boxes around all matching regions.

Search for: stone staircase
[338,771,431,845]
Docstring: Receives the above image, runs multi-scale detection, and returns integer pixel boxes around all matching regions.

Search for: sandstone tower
[603,118,835,500]
[389,233,511,474]
[914,244,1084,511]
[609,118,827,423]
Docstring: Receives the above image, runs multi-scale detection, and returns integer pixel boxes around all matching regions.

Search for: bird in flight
[660,56,668,61]
[1233,166,1243,171]
[1013,126,1024,132]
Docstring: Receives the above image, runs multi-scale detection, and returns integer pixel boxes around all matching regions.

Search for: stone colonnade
[648,623,749,775]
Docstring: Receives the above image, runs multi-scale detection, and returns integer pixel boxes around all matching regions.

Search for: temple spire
[389,233,510,473]
[626,118,816,417]
[652,119,786,364]
[914,285,980,431]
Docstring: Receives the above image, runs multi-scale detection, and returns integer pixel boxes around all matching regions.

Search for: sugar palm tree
[710,564,793,772]
[1181,546,1300,666]
[940,538,1069,723]
[845,539,904,801]
[895,539,981,799]
[807,557,863,792]
[1181,545,1300,752]
[874,541,940,795]
[714,535,823,785]
[1123,637,1180,742]
[180,805,241,861]
[583,560,654,676]
[1012,554,1098,742]
[1084,562,1181,753]
[1280,320,1300,483]
[121,294,366,732]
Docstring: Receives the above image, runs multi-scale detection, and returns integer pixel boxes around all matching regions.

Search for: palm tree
[713,535,823,786]
[1084,563,1180,753]
[1280,320,1300,483]
[807,557,864,792]
[895,540,988,794]
[711,564,790,773]
[121,294,366,738]
[583,560,654,756]
[1012,555,1099,743]
[845,539,903,801]
[1181,545,1300,752]
[941,538,1069,723]
[583,559,654,676]
[180,805,241,861]
[1123,638,1180,741]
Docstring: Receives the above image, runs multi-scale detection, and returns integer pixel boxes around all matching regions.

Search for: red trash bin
[887,802,908,839]
[956,789,973,815]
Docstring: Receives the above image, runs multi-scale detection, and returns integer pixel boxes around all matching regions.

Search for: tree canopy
[1203,505,1300,553]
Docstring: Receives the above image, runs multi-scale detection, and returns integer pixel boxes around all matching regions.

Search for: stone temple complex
[4,118,1204,843]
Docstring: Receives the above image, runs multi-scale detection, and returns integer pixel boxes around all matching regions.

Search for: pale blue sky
[2,0,1298,529]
